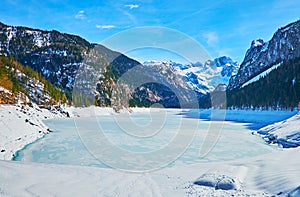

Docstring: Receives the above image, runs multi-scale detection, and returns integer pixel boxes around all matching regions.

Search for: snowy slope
[241,62,282,88]
[258,112,300,148]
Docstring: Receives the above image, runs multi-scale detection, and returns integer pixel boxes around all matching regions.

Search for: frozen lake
[14,109,295,171]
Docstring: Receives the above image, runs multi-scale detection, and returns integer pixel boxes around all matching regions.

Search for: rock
[194,174,217,188]
[194,174,240,191]
[215,176,239,190]
[1,149,5,152]
[288,186,300,197]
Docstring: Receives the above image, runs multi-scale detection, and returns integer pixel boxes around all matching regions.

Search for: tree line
[226,57,300,110]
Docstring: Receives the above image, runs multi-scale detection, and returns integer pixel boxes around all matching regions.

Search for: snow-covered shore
[0,104,68,160]
[0,105,300,196]
[258,112,300,148]
[0,146,299,196]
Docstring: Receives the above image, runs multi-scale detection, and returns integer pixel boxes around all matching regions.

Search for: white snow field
[0,106,300,196]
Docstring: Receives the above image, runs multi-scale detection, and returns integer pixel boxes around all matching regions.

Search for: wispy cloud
[75,10,86,20]
[203,32,219,46]
[96,25,116,29]
[123,11,137,25]
[125,4,139,9]
[218,48,232,57]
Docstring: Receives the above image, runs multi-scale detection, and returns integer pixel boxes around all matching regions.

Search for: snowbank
[258,112,300,148]
[67,106,116,117]
[0,104,67,160]
[68,106,182,117]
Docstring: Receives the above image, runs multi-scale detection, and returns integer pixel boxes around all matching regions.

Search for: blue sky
[0,0,300,63]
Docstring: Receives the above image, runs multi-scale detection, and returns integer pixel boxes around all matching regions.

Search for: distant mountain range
[143,57,239,94]
[1,20,299,109]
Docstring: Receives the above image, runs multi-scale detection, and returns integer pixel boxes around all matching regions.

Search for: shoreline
[0,104,68,160]
[12,134,46,161]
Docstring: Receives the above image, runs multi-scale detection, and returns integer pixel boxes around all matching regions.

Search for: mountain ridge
[226,20,300,109]
[0,22,199,109]
[145,56,239,95]
[227,20,300,90]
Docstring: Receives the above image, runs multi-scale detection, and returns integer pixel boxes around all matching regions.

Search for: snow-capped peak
[143,56,239,94]
[251,39,264,48]
[143,60,175,66]
[143,60,164,65]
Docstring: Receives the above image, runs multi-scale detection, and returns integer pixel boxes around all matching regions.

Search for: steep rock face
[228,20,300,90]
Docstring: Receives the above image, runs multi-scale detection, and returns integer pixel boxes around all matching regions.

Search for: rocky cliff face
[228,20,300,90]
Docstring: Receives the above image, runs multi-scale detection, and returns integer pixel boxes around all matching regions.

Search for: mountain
[145,57,239,95]
[0,22,197,109]
[227,20,300,109]
[0,22,93,92]
[124,62,197,109]
[0,56,66,105]
[227,20,300,90]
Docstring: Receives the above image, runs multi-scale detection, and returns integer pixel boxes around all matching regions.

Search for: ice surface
[14,110,280,170]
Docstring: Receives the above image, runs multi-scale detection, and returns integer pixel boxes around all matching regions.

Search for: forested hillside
[227,57,300,110]
[0,56,67,105]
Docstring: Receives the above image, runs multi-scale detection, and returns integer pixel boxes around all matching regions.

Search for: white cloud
[203,32,219,46]
[218,48,232,57]
[96,25,116,29]
[125,4,139,9]
[75,10,86,20]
